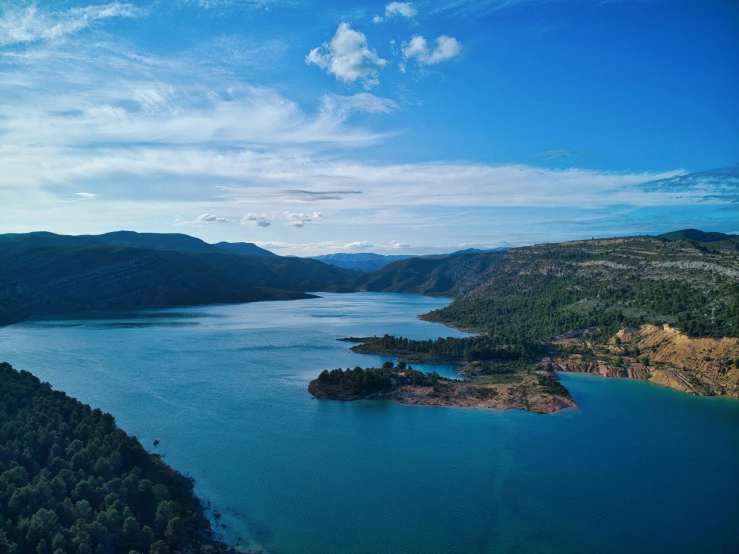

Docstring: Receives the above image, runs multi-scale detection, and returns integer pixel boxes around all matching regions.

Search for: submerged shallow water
[1,292,738,553]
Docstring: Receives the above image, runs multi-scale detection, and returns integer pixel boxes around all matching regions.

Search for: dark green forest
[0,362,229,554]
[309,364,447,399]
[349,335,544,363]
[425,275,739,341]
[349,272,739,371]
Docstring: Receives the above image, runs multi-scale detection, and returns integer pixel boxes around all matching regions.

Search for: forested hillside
[0,362,230,554]
[0,233,353,326]
[354,235,739,339]
[347,233,739,398]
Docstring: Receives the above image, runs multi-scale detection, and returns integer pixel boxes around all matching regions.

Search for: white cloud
[306,23,388,87]
[285,211,323,228]
[0,23,725,253]
[0,45,389,149]
[0,3,143,46]
[345,240,374,249]
[386,2,417,18]
[185,213,232,225]
[241,213,271,227]
[403,35,462,65]
[74,192,98,199]
[390,240,410,248]
[374,2,417,22]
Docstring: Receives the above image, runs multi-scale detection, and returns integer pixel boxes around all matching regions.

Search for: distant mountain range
[312,253,415,272]
[0,231,349,326]
[0,228,735,327]
[313,247,509,272]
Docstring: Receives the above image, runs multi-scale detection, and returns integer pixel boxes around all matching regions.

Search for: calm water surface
[1,293,738,553]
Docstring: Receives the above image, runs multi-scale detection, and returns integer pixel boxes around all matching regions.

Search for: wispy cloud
[0,3,144,46]
[320,93,399,117]
[177,213,233,225]
[538,149,584,160]
[274,190,363,202]
[0,41,390,152]
[306,22,388,87]
[178,0,288,9]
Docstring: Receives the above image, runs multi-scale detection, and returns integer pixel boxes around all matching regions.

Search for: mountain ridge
[0,232,351,326]
[0,230,276,257]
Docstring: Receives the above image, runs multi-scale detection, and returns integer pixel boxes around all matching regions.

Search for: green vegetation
[535,375,571,397]
[659,229,738,244]
[309,365,446,400]
[346,334,544,362]
[308,363,575,413]
[354,235,739,340]
[0,362,229,554]
[347,234,739,395]
[425,275,739,341]
[0,231,354,326]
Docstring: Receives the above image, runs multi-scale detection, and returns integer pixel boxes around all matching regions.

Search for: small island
[308,362,575,414]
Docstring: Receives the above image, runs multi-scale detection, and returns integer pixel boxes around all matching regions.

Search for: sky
[0,0,737,255]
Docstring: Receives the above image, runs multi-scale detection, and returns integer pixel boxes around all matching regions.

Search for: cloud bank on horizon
[0,0,737,254]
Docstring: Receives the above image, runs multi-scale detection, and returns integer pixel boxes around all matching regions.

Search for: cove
[1,292,737,554]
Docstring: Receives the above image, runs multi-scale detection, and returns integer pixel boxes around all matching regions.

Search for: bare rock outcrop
[554,324,739,398]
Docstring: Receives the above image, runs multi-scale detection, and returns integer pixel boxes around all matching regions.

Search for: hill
[348,251,505,296]
[352,234,739,338]
[0,362,231,554]
[313,248,509,272]
[0,233,352,326]
[212,241,275,257]
[0,231,276,257]
[348,233,739,398]
[659,229,737,243]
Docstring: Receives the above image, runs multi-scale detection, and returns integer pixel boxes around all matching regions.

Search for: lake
[1,292,738,553]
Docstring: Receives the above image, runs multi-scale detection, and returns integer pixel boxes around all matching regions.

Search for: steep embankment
[553,324,739,397]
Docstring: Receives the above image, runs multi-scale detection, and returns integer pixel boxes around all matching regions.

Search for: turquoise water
[1,292,738,553]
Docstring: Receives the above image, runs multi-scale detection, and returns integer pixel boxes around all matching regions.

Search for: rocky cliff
[554,324,739,397]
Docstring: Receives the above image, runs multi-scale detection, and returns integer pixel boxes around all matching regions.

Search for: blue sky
[0,0,737,254]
